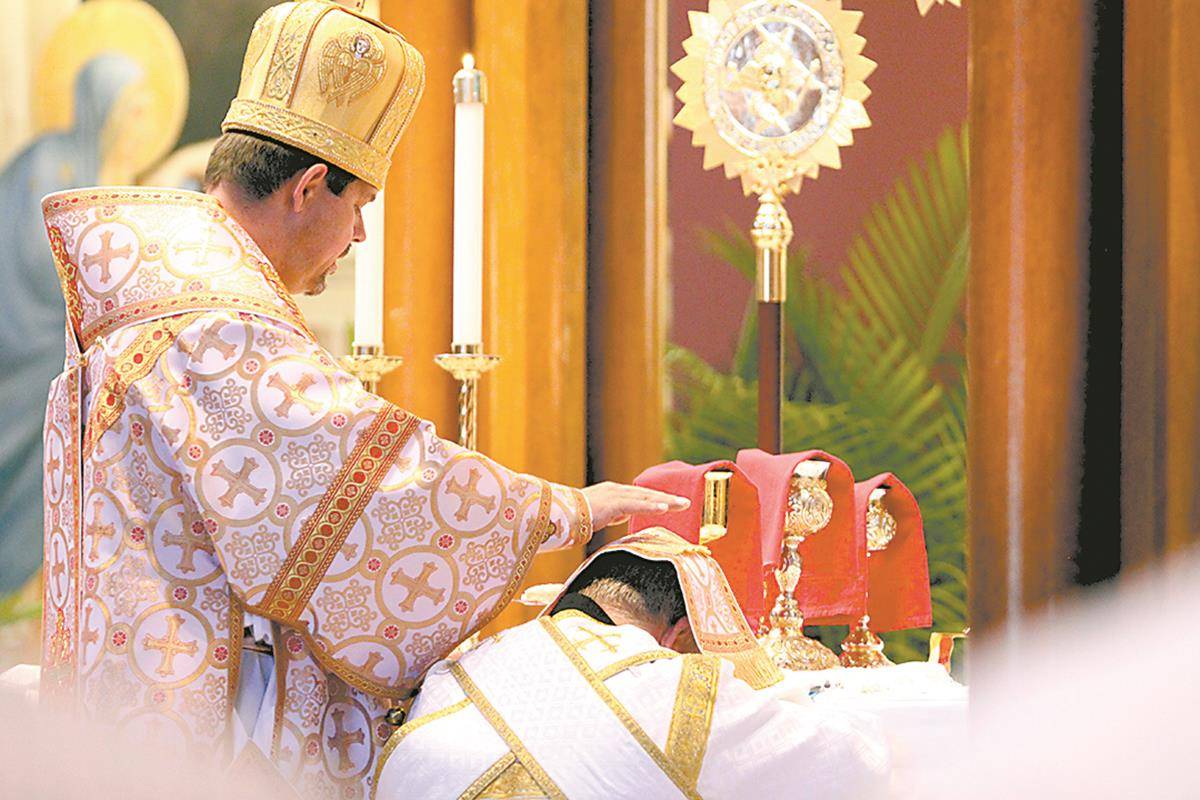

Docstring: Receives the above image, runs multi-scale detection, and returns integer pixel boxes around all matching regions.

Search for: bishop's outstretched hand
[581,481,690,530]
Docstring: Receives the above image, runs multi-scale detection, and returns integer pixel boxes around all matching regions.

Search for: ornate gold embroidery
[665,655,720,792]
[225,592,245,760]
[264,1,329,101]
[83,312,204,460]
[459,753,517,800]
[225,99,391,190]
[319,30,386,106]
[539,618,701,800]
[569,488,591,547]
[594,649,678,682]
[262,405,419,622]
[47,225,85,342]
[81,291,312,351]
[450,663,566,800]
[469,755,546,799]
[367,37,425,151]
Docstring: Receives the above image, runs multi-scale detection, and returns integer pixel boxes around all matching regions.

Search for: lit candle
[452,53,486,346]
[354,191,385,347]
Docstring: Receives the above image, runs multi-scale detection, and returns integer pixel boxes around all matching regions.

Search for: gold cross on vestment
[82,230,132,283]
[267,372,323,417]
[86,498,117,561]
[143,613,198,676]
[82,604,100,648]
[210,457,267,507]
[163,512,215,574]
[182,321,237,363]
[571,625,621,654]
[326,709,365,771]
[445,469,497,522]
[173,227,234,268]
[390,561,445,612]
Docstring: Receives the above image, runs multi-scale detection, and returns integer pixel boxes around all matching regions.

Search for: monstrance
[672,0,873,452]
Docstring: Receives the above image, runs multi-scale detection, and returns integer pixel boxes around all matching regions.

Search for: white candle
[452,53,486,346]
[354,191,385,346]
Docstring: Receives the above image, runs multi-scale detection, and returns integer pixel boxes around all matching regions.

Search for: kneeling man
[374,528,888,799]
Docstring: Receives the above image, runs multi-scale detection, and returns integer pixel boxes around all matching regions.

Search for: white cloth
[376,613,890,799]
[232,612,276,758]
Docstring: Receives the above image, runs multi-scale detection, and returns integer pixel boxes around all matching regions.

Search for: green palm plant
[667,126,969,663]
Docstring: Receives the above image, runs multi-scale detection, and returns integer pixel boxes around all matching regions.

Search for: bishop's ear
[291,163,330,212]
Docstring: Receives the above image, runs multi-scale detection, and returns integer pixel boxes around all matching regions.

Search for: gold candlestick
[758,461,840,670]
[340,342,404,393]
[841,487,897,668]
[434,343,500,450]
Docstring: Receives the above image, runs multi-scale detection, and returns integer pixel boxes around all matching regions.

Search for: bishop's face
[287,177,375,296]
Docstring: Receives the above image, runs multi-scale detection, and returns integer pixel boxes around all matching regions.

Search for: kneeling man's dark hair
[204,131,355,200]
[566,552,687,626]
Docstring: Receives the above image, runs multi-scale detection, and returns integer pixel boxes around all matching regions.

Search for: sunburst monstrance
[671,0,874,453]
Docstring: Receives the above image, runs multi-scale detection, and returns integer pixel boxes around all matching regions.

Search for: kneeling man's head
[561,552,698,653]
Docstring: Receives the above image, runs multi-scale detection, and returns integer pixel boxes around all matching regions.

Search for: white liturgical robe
[375,610,889,799]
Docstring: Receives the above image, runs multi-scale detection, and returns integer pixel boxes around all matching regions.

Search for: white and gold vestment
[376,529,888,799]
[39,187,591,798]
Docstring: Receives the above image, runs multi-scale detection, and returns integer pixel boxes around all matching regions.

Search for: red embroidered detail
[260,406,418,622]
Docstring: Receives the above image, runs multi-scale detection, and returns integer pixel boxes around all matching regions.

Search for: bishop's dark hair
[203,130,355,200]
[565,552,687,627]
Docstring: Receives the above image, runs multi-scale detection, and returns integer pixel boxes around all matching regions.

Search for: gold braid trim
[83,312,204,460]
[468,756,545,799]
[569,488,592,547]
[370,698,473,800]
[262,405,418,621]
[450,663,565,800]
[80,292,312,351]
[225,592,245,763]
[539,618,702,800]
[665,655,721,792]
[594,649,678,682]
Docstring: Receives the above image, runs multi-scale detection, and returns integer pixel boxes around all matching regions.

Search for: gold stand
[758,462,840,670]
[841,487,897,668]
[433,343,501,450]
[340,342,404,393]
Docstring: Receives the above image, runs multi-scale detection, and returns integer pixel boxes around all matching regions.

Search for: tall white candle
[452,53,486,346]
[354,191,385,346]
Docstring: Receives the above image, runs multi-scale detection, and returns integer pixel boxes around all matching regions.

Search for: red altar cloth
[736,449,866,626]
[856,473,932,632]
[628,460,766,629]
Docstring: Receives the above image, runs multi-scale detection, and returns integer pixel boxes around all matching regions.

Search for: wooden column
[1123,1,1200,569]
[376,0,468,433]
[587,0,667,495]
[967,1,1092,634]
[474,0,588,630]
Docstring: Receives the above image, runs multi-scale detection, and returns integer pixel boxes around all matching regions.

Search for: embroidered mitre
[223,0,425,189]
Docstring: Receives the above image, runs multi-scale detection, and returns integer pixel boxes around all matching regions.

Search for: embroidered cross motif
[356,651,384,679]
[142,613,198,677]
[86,498,117,561]
[210,457,267,507]
[267,372,324,417]
[173,229,234,269]
[326,709,365,771]
[46,447,62,489]
[82,230,132,283]
[571,625,621,654]
[82,605,100,649]
[445,469,497,522]
[390,561,446,612]
[162,513,215,574]
[181,321,237,363]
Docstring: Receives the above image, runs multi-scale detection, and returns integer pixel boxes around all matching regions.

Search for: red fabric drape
[855,473,932,632]
[628,460,765,628]
[736,449,865,625]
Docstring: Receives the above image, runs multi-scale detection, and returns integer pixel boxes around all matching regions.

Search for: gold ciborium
[758,461,839,670]
[840,487,896,668]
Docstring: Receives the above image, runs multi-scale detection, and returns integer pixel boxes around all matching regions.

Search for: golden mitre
[222,0,425,190]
